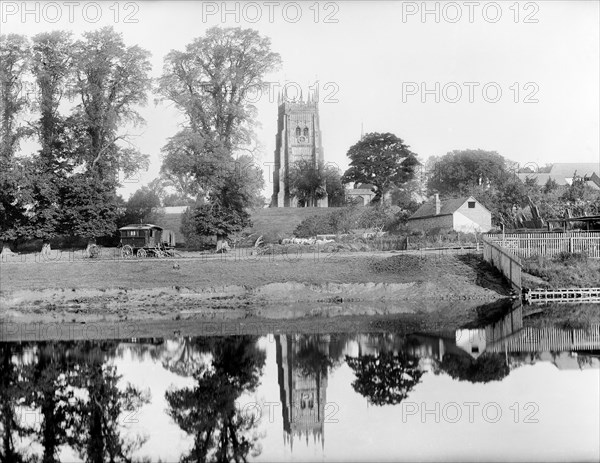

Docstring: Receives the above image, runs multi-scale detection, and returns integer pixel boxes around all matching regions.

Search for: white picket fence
[485,232,600,258]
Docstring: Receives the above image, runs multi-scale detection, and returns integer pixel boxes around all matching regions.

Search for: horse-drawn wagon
[118,224,177,258]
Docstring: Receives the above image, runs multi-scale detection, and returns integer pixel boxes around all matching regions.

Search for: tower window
[295,126,301,137]
[303,127,309,137]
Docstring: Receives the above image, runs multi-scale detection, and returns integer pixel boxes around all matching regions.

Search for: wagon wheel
[121,245,133,259]
[137,248,147,259]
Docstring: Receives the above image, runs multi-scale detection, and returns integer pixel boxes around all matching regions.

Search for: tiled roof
[408,196,478,220]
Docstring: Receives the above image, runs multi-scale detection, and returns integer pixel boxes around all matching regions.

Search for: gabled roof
[408,196,484,220]
[119,223,163,231]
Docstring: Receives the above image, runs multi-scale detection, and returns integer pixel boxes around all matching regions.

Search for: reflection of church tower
[271,86,327,208]
[276,334,329,450]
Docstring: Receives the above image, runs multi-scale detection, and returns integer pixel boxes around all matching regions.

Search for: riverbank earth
[1,251,597,341]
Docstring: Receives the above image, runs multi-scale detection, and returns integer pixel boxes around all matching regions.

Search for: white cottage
[407,195,492,233]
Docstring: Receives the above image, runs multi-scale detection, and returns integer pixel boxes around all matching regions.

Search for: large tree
[61,27,151,240]
[70,27,151,177]
[23,31,75,243]
[159,27,280,249]
[288,159,328,207]
[0,34,31,161]
[119,186,164,227]
[426,149,509,197]
[1,28,152,245]
[0,34,32,244]
[343,132,419,203]
[158,27,280,153]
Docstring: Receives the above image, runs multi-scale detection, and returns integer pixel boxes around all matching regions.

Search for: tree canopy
[288,159,344,207]
[345,351,424,406]
[427,149,509,196]
[342,132,419,203]
[158,27,279,248]
[0,28,152,243]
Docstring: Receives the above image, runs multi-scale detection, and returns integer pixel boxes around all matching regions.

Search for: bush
[553,251,588,265]
[293,204,407,238]
[293,214,335,238]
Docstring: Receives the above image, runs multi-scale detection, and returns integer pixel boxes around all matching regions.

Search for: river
[1,304,599,462]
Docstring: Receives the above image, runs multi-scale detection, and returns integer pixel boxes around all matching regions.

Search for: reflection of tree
[293,337,334,378]
[0,344,30,463]
[437,352,509,383]
[65,342,150,463]
[165,337,266,463]
[20,342,79,463]
[345,352,424,406]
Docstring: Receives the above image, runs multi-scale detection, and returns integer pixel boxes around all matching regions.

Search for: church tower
[271,87,328,207]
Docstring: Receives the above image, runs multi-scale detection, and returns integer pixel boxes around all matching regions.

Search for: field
[246,207,337,242]
[158,206,341,246]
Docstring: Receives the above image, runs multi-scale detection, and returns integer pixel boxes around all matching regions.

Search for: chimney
[434,193,441,215]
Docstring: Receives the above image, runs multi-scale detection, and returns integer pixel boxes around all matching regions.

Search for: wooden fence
[482,236,522,291]
[486,324,600,353]
[485,232,600,258]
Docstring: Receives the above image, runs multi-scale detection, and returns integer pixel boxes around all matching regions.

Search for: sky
[2,1,599,199]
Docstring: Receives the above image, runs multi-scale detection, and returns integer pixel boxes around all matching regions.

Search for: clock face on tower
[297,136,307,143]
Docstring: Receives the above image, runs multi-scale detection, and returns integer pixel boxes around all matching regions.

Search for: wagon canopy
[119,224,163,231]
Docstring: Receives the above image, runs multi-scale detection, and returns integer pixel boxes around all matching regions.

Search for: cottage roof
[408,196,480,220]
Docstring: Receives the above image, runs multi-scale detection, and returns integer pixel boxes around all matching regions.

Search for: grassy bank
[522,252,600,288]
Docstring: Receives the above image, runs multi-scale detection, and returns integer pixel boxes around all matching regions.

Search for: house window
[303,127,309,137]
[472,346,479,353]
[468,201,476,209]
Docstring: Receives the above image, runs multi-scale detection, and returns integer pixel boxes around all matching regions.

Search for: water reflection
[0,341,149,463]
[1,305,599,462]
[161,337,266,462]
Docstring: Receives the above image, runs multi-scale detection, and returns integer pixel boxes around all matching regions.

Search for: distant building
[345,183,377,206]
[518,162,600,190]
[406,195,492,233]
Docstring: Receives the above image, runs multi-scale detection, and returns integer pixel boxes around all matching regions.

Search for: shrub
[553,251,588,265]
[293,214,335,237]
